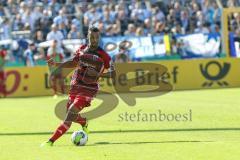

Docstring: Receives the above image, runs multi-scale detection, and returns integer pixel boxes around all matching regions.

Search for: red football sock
[49,122,71,142]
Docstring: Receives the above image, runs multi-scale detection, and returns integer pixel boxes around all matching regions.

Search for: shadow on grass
[1,128,240,136]
[56,140,215,147]
[88,140,214,146]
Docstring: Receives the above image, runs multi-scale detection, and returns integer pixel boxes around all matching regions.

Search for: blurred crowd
[0,0,239,65]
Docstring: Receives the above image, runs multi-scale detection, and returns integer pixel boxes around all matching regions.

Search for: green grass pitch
[0,88,240,160]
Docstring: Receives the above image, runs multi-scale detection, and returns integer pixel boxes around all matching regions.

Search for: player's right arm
[47,46,83,69]
[47,58,78,81]
[47,45,85,78]
[47,58,77,68]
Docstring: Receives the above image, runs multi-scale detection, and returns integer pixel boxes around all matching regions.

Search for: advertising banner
[3,58,240,97]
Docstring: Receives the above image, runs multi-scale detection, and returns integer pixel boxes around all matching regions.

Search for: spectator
[136,27,144,36]
[75,4,84,26]
[154,21,166,34]
[102,11,111,26]
[67,24,81,39]
[0,18,11,40]
[176,39,187,57]
[65,0,75,14]
[49,0,61,17]
[74,4,84,37]
[116,9,128,35]
[210,23,221,34]
[23,43,37,67]
[152,6,165,22]
[131,2,146,22]
[171,22,184,36]
[104,24,113,37]
[129,11,143,27]
[194,21,210,34]
[6,1,18,16]
[16,38,29,63]
[31,5,44,29]
[33,30,44,44]
[124,24,136,36]
[188,18,197,33]
[190,1,200,18]
[111,23,121,36]
[53,9,68,26]
[141,2,152,20]
[71,15,82,32]
[46,24,64,48]
[109,3,118,22]
[12,14,24,31]
[36,9,52,38]
[212,2,221,24]
[19,1,28,16]
[0,4,9,17]
[21,8,35,31]
[196,11,204,25]
[143,18,152,36]
[180,10,189,33]
[227,0,240,7]
[98,20,105,35]
[58,22,68,39]
[84,4,102,26]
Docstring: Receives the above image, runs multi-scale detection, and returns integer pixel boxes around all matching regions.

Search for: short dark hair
[29,42,35,46]
[88,26,99,32]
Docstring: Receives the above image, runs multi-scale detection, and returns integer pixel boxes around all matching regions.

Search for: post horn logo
[200,61,231,87]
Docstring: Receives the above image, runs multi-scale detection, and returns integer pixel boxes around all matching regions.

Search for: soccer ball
[71,130,88,146]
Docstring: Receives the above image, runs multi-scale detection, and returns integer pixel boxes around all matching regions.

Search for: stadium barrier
[4,58,240,97]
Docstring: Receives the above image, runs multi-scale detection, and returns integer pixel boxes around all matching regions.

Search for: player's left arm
[100,60,116,78]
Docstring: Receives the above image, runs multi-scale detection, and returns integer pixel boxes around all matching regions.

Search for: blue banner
[101,33,222,61]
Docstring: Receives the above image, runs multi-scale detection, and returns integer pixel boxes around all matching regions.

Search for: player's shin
[49,121,72,143]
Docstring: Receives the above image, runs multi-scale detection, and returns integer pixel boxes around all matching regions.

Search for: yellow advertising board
[159,58,240,90]
[3,58,240,97]
[4,66,52,97]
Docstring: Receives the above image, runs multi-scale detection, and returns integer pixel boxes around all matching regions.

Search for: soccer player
[0,47,7,98]
[47,40,65,98]
[41,26,115,146]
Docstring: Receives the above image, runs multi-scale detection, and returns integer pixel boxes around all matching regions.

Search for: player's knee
[65,111,77,121]
[64,105,79,121]
[63,120,72,127]
[68,103,80,112]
